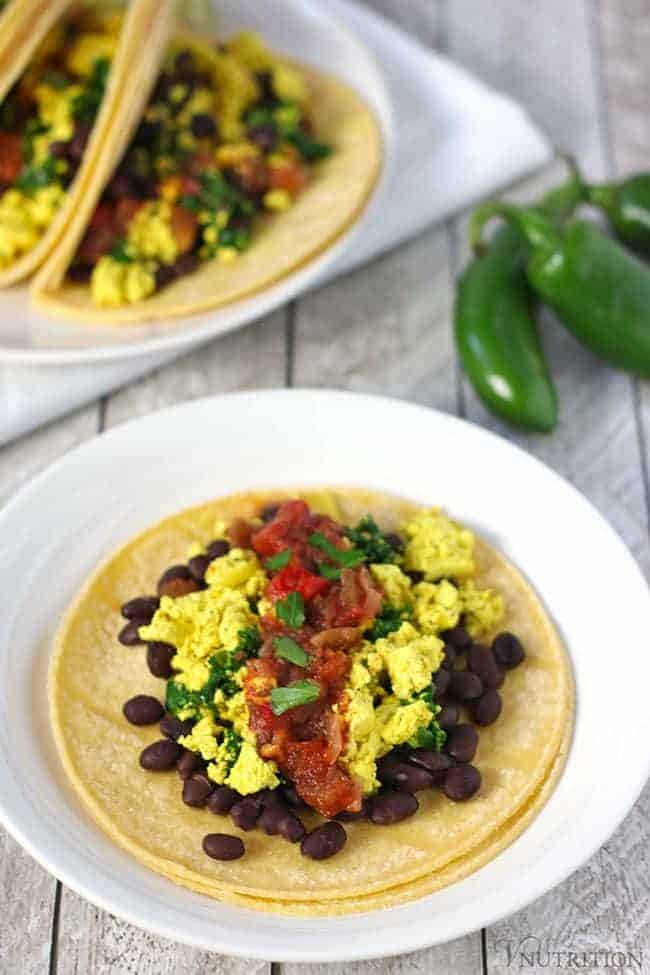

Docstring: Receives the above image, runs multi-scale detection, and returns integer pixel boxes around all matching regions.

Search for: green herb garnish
[276,591,305,629]
[222,727,243,765]
[274,636,309,667]
[270,679,320,716]
[109,240,134,263]
[267,549,291,571]
[345,515,399,565]
[367,602,411,641]
[309,531,365,568]
[165,626,261,715]
[235,625,262,659]
[165,679,196,715]
[15,156,58,192]
[42,70,70,90]
[411,723,446,751]
[317,562,342,581]
[72,57,109,122]
[286,128,331,162]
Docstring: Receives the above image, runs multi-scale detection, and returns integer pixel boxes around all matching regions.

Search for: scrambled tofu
[90,257,156,307]
[373,623,444,700]
[139,588,256,690]
[178,712,222,760]
[339,624,444,793]
[204,548,267,598]
[401,508,475,580]
[370,563,412,606]
[459,581,504,636]
[0,186,65,268]
[412,579,462,634]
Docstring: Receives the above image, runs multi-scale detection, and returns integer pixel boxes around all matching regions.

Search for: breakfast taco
[31,22,382,323]
[50,489,573,915]
[0,0,172,286]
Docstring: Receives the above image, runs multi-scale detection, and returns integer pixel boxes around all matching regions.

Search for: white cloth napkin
[0,0,550,445]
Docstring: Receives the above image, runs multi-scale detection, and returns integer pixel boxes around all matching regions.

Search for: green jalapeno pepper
[560,155,650,257]
[454,174,581,433]
[471,202,650,377]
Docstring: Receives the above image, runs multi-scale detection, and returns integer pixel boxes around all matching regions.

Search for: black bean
[207,786,240,815]
[377,756,433,792]
[369,790,419,825]
[182,773,213,807]
[157,565,201,598]
[160,713,193,740]
[123,695,164,726]
[282,784,305,808]
[441,625,472,651]
[121,595,159,622]
[492,632,525,669]
[278,813,306,843]
[207,538,231,560]
[335,807,367,822]
[259,803,291,836]
[259,504,280,524]
[408,749,453,780]
[68,122,91,161]
[301,821,347,860]
[437,704,460,730]
[49,140,69,159]
[118,620,145,646]
[203,833,245,861]
[491,667,506,689]
[448,670,483,701]
[472,689,503,726]
[441,644,456,671]
[176,748,202,779]
[139,739,181,771]
[434,668,450,697]
[155,263,176,291]
[106,172,135,201]
[173,253,199,278]
[248,123,277,152]
[257,787,285,809]
[191,113,217,138]
[188,554,211,583]
[383,532,405,553]
[147,641,175,678]
[406,570,425,584]
[230,797,261,831]
[445,724,479,763]
[443,764,481,801]
[467,643,501,688]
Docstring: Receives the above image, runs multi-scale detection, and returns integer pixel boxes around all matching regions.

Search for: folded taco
[0,0,172,286]
[50,489,572,915]
[32,24,382,323]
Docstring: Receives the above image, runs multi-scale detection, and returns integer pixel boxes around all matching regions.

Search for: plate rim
[0,388,649,962]
[0,0,395,367]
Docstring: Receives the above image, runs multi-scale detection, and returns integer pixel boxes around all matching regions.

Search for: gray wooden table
[2,1,649,972]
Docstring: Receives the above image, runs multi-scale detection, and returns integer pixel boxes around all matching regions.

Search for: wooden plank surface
[0,1,649,972]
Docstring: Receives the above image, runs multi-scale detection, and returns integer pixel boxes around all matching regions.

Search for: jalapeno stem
[469,203,559,257]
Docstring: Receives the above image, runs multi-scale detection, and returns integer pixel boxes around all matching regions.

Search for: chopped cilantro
[164,627,261,715]
[276,591,305,629]
[165,679,196,715]
[15,156,58,192]
[42,70,70,90]
[411,723,446,752]
[309,531,365,568]
[222,727,243,765]
[366,602,411,642]
[286,128,331,162]
[274,636,309,667]
[345,515,399,565]
[109,240,134,263]
[408,685,446,751]
[72,57,109,122]
[317,562,342,581]
[270,679,320,716]
[266,549,291,571]
[180,170,243,214]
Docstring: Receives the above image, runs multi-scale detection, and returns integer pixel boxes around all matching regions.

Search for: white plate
[1,390,648,962]
[0,0,394,365]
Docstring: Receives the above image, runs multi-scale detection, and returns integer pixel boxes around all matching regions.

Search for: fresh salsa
[0,7,120,269]
[119,496,526,861]
[71,33,332,307]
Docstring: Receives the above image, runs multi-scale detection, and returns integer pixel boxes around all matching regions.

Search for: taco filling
[116,497,527,863]
[0,6,121,270]
[67,33,332,307]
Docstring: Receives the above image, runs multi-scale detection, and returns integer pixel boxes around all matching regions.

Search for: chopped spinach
[345,515,399,565]
[72,58,109,122]
[366,602,411,642]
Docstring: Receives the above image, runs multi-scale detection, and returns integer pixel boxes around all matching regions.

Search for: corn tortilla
[50,489,573,913]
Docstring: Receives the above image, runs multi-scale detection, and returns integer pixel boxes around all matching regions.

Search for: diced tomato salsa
[241,500,384,817]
